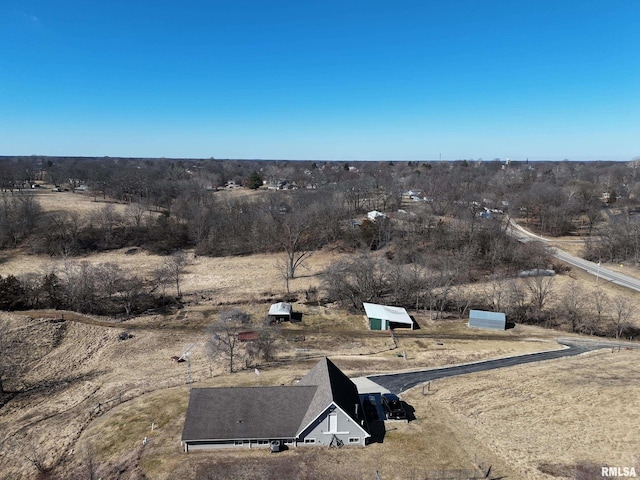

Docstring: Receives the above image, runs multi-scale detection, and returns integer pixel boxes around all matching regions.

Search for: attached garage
[363,303,414,331]
[468,310,506,330]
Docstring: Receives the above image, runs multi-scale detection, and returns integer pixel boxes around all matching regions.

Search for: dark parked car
[382,394,407,420]
[362,395,379,421]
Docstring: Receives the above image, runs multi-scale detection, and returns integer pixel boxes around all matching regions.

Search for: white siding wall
[298,407,367,447]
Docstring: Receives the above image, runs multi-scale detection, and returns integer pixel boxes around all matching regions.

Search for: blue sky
[1,1,638,160]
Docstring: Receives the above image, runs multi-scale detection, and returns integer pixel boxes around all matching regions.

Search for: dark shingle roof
[297,357,362,432]
[181,357,366,443]
[181,385,317,441]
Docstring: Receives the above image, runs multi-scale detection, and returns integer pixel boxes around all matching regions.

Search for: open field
[418,348,640,479]
[25,189,139,216]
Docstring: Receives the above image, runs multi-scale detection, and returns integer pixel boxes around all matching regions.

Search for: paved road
[368,339,636,394]
[508,219,640,293]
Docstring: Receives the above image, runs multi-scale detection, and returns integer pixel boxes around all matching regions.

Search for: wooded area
[1,156,640,337]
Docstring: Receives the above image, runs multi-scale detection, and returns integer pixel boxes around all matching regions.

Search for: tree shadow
[11,370,108,404]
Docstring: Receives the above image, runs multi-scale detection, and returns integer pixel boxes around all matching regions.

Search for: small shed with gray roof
[268,302,292,322]
[468,309,506,330]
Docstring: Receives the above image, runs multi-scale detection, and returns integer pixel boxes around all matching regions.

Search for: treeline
[3,156,640,337]
[3,156,638,235]
[0,257,185,316]
[2,156,638,254]
[321,253,639,338]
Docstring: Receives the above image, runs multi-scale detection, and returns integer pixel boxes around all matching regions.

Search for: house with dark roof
[181,358,370,451]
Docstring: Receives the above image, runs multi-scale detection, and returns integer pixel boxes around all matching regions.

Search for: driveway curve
[367,339,636,394]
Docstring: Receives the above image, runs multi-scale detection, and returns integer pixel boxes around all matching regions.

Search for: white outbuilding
[362,302,414,331]
[268,302,292,322]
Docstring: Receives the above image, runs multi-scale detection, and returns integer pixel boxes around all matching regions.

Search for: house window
[234,440,243,446]
[257,440,269,446]
[348,437,360,444]
[304,438,316,444]
[328,413,338,433]
[284,439,294,445]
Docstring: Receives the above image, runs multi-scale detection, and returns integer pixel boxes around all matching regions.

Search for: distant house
[181,358,370,451]
[367,210,387,221]
[268,302,292,323]
[468,310,506,330]
[363,302,414,331]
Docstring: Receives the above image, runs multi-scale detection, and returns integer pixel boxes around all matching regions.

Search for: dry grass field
[1,191,639,479]
[418,348,640,479]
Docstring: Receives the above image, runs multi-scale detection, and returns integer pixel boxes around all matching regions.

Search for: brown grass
[71,346,640,480]
[79,380,512,480]
[1,193,640,479]
[28,189,142,215]
[0,308,562,479]
[418,348,640,479]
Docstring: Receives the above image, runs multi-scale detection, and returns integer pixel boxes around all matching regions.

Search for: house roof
[268,302,292,316]
[296,357,364,434]
[362,302,413,326]
[181,357,369,443]
[181,386,317,441]
[367,210,387,221]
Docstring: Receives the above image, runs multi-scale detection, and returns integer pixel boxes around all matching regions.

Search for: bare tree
[119,275,145,316]
[588,289,609,335]
[558,280,587,333]
[524,274,556,318]
[63,261,99,313]
[484,274,511,312]
[322,254,390,309]
[0,193,42,248]
[164,251,189,297]
[26,444,51,478]
[278,215,315,281]
[70,443,100,480]
[505,280,528,320]
[151,265,171,302]
[611,294,634,339]
[124,199,148,228]
[90,203,122,238]
[256,325,280,362]
[207,309,250,373]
